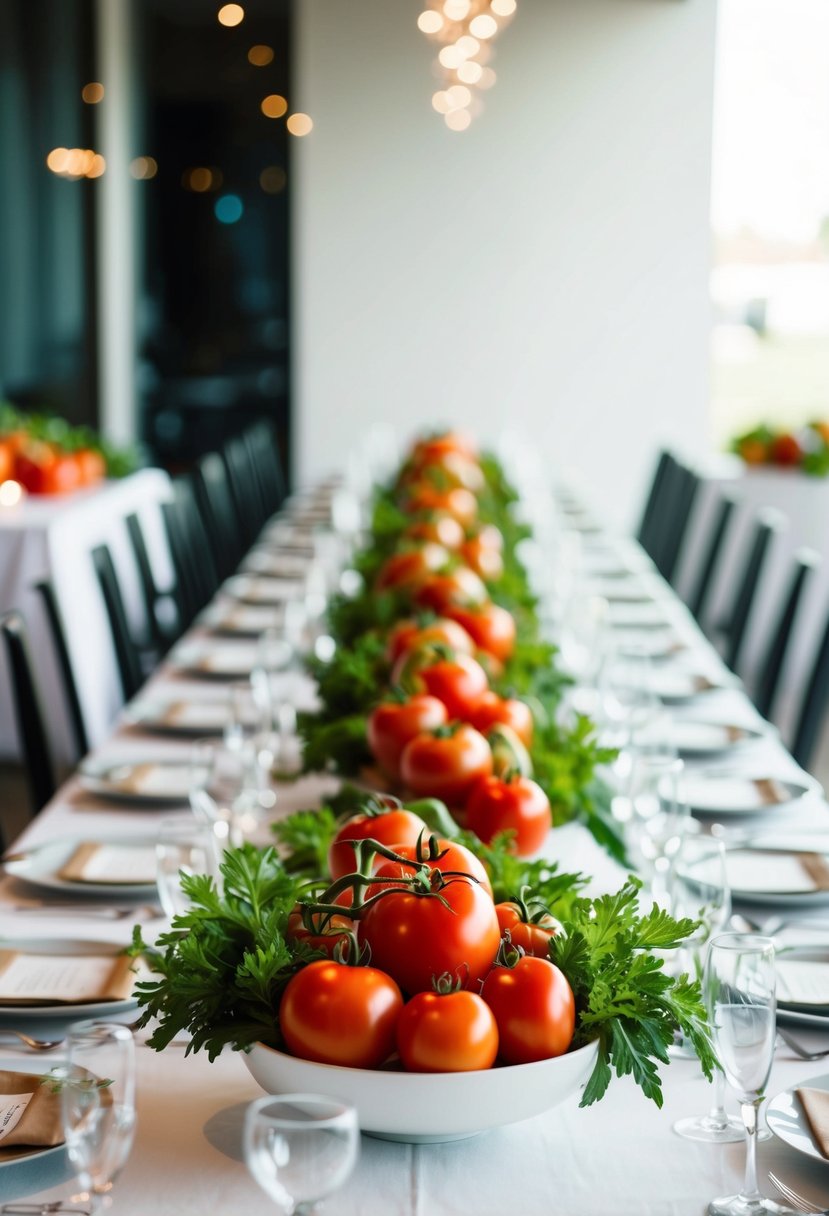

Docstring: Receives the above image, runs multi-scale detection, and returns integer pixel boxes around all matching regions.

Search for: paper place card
[122,763,193,798]
[0,1093,32,1143]
[680,777,791,812]
[777,959,829,1007]
[59,842,157,885]
[0,952,136,1005]
[200,645,258,674]
[219,607,283,633]
[237,577,305,604]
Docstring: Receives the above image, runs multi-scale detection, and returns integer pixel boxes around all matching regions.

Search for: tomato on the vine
[466,773,552,857]
[327,806,429,880]
[446,603,516,662]
[403,514,466,551]
[481,954,575,1064]
[280,958,403,1068]
[374,543,449,592]
[397,982,498,1072]
[402,484,478,528]
[401,723,492,805]
[374,837,493,900]
[468,691,534,748]
[393,648,489,721]
[495,899,561,958]
[386,617,474,665]
[460,536,503,582]
[367,695,448,780]
[414,567,488,614]
[359,867,500,995]
[411,431,478,465]
[285,907,354,958]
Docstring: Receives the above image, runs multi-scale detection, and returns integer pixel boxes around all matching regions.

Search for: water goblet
[61,1021,136,1213]
[244,1093,359,1215]
[705,935,795,1215]
[155,818,220,920]
[627,753,689,907]
[189,739,268,847]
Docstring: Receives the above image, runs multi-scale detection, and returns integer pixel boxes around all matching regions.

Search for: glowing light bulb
[217,4,244,26]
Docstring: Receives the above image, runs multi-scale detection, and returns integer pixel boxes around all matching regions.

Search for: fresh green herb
[550,877,716,1108]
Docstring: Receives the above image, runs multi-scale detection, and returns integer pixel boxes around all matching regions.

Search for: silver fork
[768,1171,829,1214]
[1,1017,144,1052]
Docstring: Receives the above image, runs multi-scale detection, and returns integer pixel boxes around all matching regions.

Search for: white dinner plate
[651,669,739,704]
[0,1054,69,1177]
[223,575,306,607]
[612,631,688,660]
[606,601,672,629]
[243,550,310,580]
[170,640,261,680]
[202,603,285,636]
[660,719,767,758]
[80,756,197,802]
[678,774,816,817]
[123,697,232,737]
[767,1071,829,1166]
[725,850,829,906]
[0,939,143,1022]
[3,836,159,897]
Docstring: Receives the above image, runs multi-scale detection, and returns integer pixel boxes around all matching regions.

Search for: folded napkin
[798,1088,829,1158]
[0,951,136,1006]
[0,1070,65,1159]
[59,841,157,886]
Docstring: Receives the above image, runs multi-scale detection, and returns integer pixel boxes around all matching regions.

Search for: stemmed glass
[189,739,274,847]
[627,753,690,908]
[155,818,221,920]
[671,841,743,1142]
[61,1021,136,1213]
[244,1094,359,1215]
[705,935,795,1216]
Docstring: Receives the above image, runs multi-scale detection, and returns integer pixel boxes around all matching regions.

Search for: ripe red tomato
[387,617,475,665]
[359,868,500,994]
[404,514,466,550]
[327,806,429,880]
[395,650,489,721]
[771,433,801,466]
[414,568,488,614]
[0,441,13,483]
[447,603,516,662]
[495,901,561,958]
[397,988,498,1072]
[465,774,552,857]
[460,536,504,582]
[374,543,449,592]
[481,955,575,1064]
[468,691,534,748]
[411,432,478,465]
[367,695,448,780]
[280,959,404,1068]
[401,724,493,804]
[75,447,106,486]
[402,484,478,528]
[285,907,354,958]
[373,838,493,900]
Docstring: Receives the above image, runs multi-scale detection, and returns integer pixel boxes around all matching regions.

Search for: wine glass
[155,818,220,920]
[627,753,690,908]
[61,1021,136,1213]
[189,739,273,847]
[671,840,743,1142]
[244,1094,359,1215]
[705,935,795,1216]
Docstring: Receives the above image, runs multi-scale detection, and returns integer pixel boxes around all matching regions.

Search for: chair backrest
[0,610,57,816]
[722,507,786,672]
[791,606,829,772]
[637,450,675,559]
[246,419,286,516]
[753,547,820,721]
[161,477,221,623]
[657,463,702,586]
[92,543,145,701]
[194,452,243,579]
[223,435,264,547]
[687,491,739,624]
[34,580,89,759]
[125,512,178,652]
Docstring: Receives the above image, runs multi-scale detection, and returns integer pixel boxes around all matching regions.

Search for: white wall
[293,0,717,523]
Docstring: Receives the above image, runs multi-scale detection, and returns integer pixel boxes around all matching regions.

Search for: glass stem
[740,1098,762,1202]
[707,1071,728,1131]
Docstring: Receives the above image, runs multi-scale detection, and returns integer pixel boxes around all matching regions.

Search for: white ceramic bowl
[243,1039,599,1143]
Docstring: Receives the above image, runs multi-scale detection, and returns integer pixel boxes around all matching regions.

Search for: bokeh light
[417,10,443,33]
[214,194,244,224]
[260,165,287,193]
[81,82,104,104]
[217,4,244,27]
[445,109,472,131]
[247,44,274,66]
[286,112,313,136]
[261,94,288,119]
[130,156,158,180]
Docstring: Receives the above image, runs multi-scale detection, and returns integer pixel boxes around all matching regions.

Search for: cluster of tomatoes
[734,420,829,470]
[0,429,105,494]
[281,799,576,1074]
[365,431,552,858]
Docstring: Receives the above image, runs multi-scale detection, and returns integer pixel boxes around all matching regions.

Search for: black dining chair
[92,543,146,701]
[0,610,58,818]
[686,490,740,624]
[125,512,180,653]
[655,462,702,586]
[791,607,829,772]
[161,477,221,624]
[223,434,266,547]
[193,451,245,579]
[34,580,90,760]
[636,449,676,562]
[246,419,287,516]
[753,548,820,722]
[719,507,787,673]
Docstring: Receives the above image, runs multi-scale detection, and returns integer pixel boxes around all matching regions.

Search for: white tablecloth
[3,534,829,1214]
[0,469,173,763]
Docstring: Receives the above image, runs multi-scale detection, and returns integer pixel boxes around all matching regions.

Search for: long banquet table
[3,493,829,1215]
